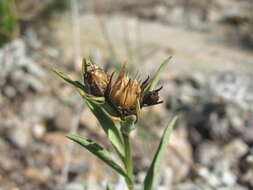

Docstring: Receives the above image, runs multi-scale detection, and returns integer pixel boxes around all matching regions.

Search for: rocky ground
[0,1,253,190]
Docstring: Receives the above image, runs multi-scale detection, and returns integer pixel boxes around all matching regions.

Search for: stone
[154,167,173,189]
[24,167,50,184]
[165,127,192,182]
[2,85,16,98]
[216,185,248,190]
[85,182,103,190]
[242,169,253,187]
[198,167,221,187]
[190,72,207,89]
[242,126,253,143]
[175,183,202,190]
[64,183,84,190]
[180,83,197,105]
[0,39,45,95]
[241,149,253,188]
[114,176,128,190]
[23,74,44,93]
[245,150,253,166]
[198,159,237,187]
[21,96,57,122]
[196,142,221,166]
[31,121,46,139]
[53,105,73,131]
[7,122,31,149]
[224,138,248,163]
[0,154,20,172]
[44,132,68,147]
[80,107,98,129]
[50,151,65,172]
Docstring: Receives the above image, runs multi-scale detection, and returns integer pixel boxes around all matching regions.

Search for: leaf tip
[171,114,179,123]
[66,134,76,141]
[52,69,65,78]
[162,56,173,66]
[52,68,59,74]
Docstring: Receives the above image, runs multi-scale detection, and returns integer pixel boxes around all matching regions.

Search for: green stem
[123,133,134,190]
[120,115,136,189]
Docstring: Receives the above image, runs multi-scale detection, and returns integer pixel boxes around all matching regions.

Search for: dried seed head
[105,65,163,118]
[55,57,165,121]
[108,66,141,109]
[84,63,109,96]
[142,86,163,107]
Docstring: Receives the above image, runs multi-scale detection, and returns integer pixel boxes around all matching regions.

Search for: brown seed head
[91,69,109,90]
[142,86,163,107]
[84,64,109,96]
[108,66,141,109]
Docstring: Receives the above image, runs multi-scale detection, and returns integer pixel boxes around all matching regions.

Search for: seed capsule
[106,65,163,118]
[84,63,109,96]
[108,66,141,109]
[141,86,163,107]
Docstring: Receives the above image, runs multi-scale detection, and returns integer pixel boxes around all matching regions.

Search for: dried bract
[105,65,163,118]
[84,62,109,96]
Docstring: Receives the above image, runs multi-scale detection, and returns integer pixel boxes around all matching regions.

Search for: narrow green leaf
[106,183,112,190]
[89,55,96,65]
[66,134,130,183]
[148,56,172,92]
[135,99,141,123]
[82,58,88,75]
[85,101,125,160]
[53,69,85,90]
[76,88,105,104]
[53,69,124,160]
[53,69,104,104]
[143,116,178,190]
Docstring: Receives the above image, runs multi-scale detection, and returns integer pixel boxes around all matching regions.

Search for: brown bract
[84,63,109,96]
[108,66,141,109]
[105,65,163,118]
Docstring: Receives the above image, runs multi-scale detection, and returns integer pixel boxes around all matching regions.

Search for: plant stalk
[123,132,134,190]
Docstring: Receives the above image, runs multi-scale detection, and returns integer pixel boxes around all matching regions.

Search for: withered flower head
[54,57,165,121]
[84,62,109,97]
[108,66,141,108]
[105,65,163,118]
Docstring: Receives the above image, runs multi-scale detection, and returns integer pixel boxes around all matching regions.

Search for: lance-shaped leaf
[143,116,178,190]
[82,58,88,75]
[76,88,105,104]
[89,55,96,65]
[53,69,124,160]
[147,56,172,92]
[53,69,105,104]
[53,69,86,90]
[82,57,95,77]
[66,135,131,184]
[85,101,125,160]
[106,183,112,190]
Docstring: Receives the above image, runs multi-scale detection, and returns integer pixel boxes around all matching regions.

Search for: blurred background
[0,0,253,190]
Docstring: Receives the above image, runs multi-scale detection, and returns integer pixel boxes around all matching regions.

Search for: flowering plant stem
[123,132,134,190]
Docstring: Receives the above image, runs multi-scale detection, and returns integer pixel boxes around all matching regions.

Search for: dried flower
[84,62,109,96]
[105,65,163,118]
[110,67,140,106]
[54,57,164,120]
[142,86,163,107]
